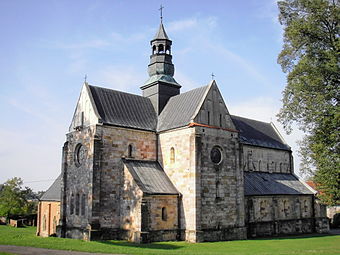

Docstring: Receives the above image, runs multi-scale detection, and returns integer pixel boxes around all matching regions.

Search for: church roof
[153,23,169,40]
[88,85,157,131]
[40,174,62,202]
[123,159,179,195]
[157,85,209,131]
[244,172,314,196]
[231,115,290,151]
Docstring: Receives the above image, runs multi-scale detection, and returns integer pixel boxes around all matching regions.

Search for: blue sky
[0,0,304,191]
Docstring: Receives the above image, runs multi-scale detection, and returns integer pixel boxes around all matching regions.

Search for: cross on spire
[159,5,164,23]
[211,72,215,80]
[84,74,87,83]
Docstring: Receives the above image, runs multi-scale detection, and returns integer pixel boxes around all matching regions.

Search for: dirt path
[0,245,125,255]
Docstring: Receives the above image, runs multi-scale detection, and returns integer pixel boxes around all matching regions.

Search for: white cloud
[167,16,217,33]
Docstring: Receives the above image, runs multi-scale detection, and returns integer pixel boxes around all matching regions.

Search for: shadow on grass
[96,240,183,250]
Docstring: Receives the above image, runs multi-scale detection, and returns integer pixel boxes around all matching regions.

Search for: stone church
[50,22,329,242]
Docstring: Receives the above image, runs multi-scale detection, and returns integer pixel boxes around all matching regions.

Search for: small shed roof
[123,159,179,195]
[40,174,62,202]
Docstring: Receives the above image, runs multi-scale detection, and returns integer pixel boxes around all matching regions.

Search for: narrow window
[304,200,308,213]
[161,207,167,221]
[81,111,84,127]
[42,215,46,231]
[207,111,210,125]
[219,114,222,127]
[152,45,156,54]
[76,193,80,215]
[70,193,75,215]
[128,144,133,158]
[258,160,261,171]
[165,45,171,54]
[81,194,86,216]
[280,163,283,172]
[170,147,175,164]
[216,181,223,198]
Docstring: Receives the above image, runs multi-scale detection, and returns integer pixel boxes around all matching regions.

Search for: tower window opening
[166,45,171,54]
[170,147,175,164]
[128,144,133,158]
[161,207,167,221]
[158,44,164,53]
[207,111,210,125]
[219,114,222,127]
[152,45,156,54]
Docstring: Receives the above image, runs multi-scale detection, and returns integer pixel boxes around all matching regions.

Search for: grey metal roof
[231,115,290,150]
[89,85,157,131]
[123,159,179,195]
[153,23,169,40]
[40,174,62,201]
[157,85,209,131]
[244,172,313,196]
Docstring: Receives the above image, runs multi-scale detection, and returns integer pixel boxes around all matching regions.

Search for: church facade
[55,22,329,243]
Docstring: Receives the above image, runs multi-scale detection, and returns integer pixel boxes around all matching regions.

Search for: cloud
[167,16,217,33]
[93,65,145,94]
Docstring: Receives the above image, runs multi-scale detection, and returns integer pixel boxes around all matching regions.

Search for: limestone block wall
[245,195,315,237]
[195,126,246,240]
[121,166,143,232]
[37,201,60,237]
[242,145,292,173]
[63,126,96,233]
[158,127,197,238]
[93,125,157,229]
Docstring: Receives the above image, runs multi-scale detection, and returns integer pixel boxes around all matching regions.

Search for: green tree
[277,0,340,205]
[0,177,35,218]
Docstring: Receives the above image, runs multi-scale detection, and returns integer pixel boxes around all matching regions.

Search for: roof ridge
[231,114,271,125]
[88,84,145,99]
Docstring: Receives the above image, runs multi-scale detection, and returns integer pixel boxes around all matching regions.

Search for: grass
[0,226,339,255]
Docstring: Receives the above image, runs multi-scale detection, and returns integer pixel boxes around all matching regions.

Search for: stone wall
[37,201,60,237]
[195,126,246,241]
[60,124,157,240]
[242,145,292,173]
[158,127,197,241]
[245,195,316,237]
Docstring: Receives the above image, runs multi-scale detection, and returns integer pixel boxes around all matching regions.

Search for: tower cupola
[141,22,181,115]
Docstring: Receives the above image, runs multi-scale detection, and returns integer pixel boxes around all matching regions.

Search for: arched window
[219,114,222,127]
[216,181,223,198]
[170,147,175,164]
[42,215,46,231]
[158,44,164,53]
[70,193,75,215]
[76,193,80,215]
[81,194,86,216]
[280,163,283,172]
[304,200,308,213]
[152,45,156,54]
[258,160,262,171]
[162,207,167,221]
[128,144,133,158]
[207,111,210,125]
[284,200,290,217]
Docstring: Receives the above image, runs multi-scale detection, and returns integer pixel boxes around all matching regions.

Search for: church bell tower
[140,21,181,115]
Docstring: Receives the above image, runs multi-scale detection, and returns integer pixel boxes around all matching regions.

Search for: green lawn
[0,226,339,255]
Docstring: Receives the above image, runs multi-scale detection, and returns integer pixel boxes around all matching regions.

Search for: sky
[0,0,305,191]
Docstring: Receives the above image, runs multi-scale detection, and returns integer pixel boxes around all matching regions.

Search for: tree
[277,0,340,205]
[0,177,36,218]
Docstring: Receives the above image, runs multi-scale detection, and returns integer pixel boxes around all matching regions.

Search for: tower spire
[140,21,181,115]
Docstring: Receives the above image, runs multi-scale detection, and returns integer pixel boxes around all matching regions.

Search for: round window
[210,146,223,164]
[75,144,85,167]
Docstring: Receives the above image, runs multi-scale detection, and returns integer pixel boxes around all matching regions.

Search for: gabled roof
[244,172,313,196]
[153,23,169,40]
[40,174,62,202]
[157,85,209,131]
[88,85,157,131]
[231,115,290,150]
[123,159,179,195]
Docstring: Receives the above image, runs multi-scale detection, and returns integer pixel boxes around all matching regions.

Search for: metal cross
[211,73,215,80]
[84,74,87,83]
[159,5,164,23]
